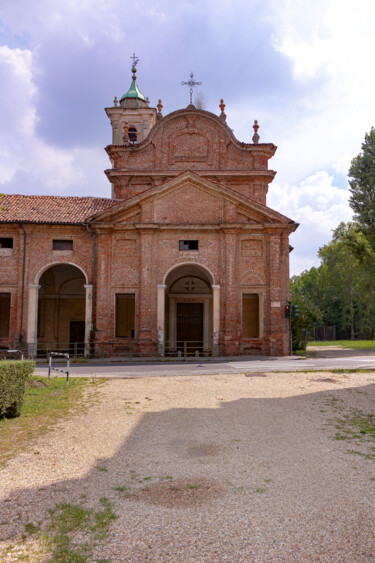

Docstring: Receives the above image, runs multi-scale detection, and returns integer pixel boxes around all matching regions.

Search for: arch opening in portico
[26,263,92,357]
[157,264,219,357]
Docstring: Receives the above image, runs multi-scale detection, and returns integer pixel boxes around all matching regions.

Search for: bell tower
[105,54,157,146]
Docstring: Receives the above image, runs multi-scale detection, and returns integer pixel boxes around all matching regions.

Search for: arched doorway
[37,264,86,354]
[159,264,219,357]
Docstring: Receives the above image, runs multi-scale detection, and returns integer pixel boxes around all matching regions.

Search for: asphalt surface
[35,351,375,378]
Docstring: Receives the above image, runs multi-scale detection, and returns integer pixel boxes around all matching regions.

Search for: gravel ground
[0,371,375,562]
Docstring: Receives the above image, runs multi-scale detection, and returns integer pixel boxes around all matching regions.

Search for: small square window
[179,240,199,251]
[53,240,73,250]
[0,238,13,249]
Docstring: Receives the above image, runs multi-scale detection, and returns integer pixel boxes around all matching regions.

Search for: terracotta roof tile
[0,194,117,224]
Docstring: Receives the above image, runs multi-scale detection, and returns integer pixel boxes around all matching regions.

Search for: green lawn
[0,376,105,463]
[308,340,375,349]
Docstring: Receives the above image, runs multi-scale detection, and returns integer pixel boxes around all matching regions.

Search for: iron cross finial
[130,52,139,67]
[181,71,202,105]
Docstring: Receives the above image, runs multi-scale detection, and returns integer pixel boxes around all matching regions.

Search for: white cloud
[269,171,353,275]
[0,44,108,195]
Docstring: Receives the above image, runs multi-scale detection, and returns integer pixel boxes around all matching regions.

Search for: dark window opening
[242,294,260,338]
[0,238,13,249]
[53,240,73,250]
[128,127,137,144]
[116,294,135,338]
[0,293,11,338]
[179,240,199,251]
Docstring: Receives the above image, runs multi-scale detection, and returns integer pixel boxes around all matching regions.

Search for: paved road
[35,353,375,378]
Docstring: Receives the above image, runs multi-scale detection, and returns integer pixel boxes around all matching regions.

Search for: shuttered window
[242,294,259,338]
[116,294,135,338]
[0,293,11,338]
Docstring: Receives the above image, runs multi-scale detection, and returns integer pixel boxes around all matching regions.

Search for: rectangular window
[0,238,13,249]
[116,294,135,338]
[242,294,259,338]
[179,240,199,251]
[0,293,11,338]
[53,239,73,250]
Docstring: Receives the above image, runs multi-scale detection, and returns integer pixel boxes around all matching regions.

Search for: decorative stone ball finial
[252,119,260,144]
[113,96,118,107]
[123,122,130,145]
[157,99,163,118]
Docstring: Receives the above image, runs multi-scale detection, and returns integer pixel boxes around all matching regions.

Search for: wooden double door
[176,303,204,353]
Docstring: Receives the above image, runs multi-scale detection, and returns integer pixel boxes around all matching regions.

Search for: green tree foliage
[348,127,375,250]
[291,222,375,340]
[290,270,323,349]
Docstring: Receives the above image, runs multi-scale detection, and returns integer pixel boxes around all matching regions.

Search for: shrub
[0,360,35,418]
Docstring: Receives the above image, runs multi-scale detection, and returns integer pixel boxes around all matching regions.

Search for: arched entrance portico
[157,264,220,357]
[27,264,92,357]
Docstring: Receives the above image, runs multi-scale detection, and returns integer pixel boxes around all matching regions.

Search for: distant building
[0,62,298,357]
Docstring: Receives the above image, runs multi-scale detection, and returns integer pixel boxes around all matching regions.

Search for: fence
[0,339,213,359]
[313,326,336,341]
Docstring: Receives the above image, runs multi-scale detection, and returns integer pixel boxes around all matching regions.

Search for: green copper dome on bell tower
[120,53,148,108]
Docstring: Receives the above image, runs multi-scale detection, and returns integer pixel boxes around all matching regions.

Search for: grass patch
[0,376,105,463]
[43,498,116,562]
[335,410,375,444]
[293,350,307,357]
[308,340,375,349]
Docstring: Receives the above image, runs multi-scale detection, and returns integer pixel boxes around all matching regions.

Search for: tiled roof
[0,194,116,224]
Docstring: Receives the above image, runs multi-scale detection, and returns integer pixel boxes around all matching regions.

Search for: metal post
[48,354,51,379]
[290,316,292,356]
[66,355,70,387]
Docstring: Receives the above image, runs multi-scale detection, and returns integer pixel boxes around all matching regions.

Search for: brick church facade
[0,63,297,358]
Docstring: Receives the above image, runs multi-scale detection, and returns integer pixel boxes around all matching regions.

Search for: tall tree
[291,223,375,341]
[348,127,375,249]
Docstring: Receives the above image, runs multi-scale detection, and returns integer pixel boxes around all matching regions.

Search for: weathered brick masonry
[0,67,297,357]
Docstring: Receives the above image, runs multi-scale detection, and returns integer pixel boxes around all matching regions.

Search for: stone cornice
[105,169,277,179]
[89,222,296,233]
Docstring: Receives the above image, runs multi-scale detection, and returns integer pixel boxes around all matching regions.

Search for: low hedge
[0,360,35,418]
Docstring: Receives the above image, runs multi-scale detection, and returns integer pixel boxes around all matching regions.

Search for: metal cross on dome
[130,52,139,67]
[181,72,202,105]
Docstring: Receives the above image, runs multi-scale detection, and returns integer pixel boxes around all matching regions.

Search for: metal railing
[48,352,70,386]
[2,349,24,361]
[164,340,212,358]
[0,339,213,359]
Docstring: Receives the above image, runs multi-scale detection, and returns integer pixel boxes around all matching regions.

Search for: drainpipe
[19,223,27,346]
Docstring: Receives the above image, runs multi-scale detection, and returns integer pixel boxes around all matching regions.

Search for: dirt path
[1,372,375,562]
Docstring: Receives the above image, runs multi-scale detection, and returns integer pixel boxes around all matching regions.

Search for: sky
[0,0,374,276]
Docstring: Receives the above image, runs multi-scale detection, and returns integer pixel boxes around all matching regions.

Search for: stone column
[169,298,176,351]
[84,284,93,356]
[157,284,166,356]
[27,284,40,358]
[203,298,210,352]
[259,292,265,338]
[212,285,220,356]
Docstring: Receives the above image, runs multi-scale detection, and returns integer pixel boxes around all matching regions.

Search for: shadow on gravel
[1,379,375,561]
